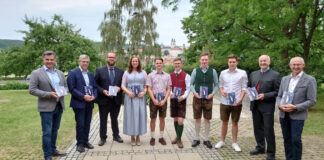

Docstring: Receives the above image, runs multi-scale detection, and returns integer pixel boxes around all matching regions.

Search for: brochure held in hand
[200,86,208,99]
[55,86,67,97]
[132,85,141,97]
[109,86,117,96]
[173,87,182,99]
[155,92,165,102]
[227,92,236,105]
[280,91,294,105]
[84,86,93,96]
[247,87,258,101]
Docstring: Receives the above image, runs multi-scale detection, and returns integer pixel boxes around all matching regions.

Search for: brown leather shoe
[177,140,184,148]
[158,138,167,145]
[150,138,155,146]
[171,138,177,144]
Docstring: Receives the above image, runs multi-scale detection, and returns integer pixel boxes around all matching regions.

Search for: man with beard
[95,52,124,146]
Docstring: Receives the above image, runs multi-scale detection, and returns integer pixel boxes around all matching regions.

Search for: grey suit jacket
[29,67,67,112]
[276,72,317,120]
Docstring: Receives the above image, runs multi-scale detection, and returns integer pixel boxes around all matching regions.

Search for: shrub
[0,81,29,90]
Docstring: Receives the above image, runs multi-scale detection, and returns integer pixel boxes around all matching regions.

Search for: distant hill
[0,39,24,49]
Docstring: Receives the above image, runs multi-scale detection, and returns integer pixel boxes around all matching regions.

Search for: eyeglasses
[107,57,116,59]
[290,64,303,67]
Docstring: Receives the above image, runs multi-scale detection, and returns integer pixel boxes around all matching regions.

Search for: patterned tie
[109,68,115,85]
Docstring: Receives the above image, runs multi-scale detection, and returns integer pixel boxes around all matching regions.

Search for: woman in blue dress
[121,56,147,146]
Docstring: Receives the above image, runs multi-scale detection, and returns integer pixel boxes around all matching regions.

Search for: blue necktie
[109,68,115,85]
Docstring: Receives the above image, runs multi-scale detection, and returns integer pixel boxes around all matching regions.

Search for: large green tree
[0,15,101,76]
[99,0,160,68]
[164,0,323,76]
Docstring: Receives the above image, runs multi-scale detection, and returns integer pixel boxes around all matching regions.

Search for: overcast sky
[0,0,192,46]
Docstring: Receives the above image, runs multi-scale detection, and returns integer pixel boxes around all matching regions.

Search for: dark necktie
[109,68,115,85]
[256,71,264,92]
[176,73,179,76]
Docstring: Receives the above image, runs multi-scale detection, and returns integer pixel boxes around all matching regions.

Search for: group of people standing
[29,50,316,160]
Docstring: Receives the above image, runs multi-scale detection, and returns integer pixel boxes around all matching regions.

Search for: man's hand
[177,96,184,102]
[138,92,145,98]
[153,99,159,106]
[50,92,59,98]
[103,90,110,96]
[221,91,227,97]
[116,86,121,93]
[84,95,92,102]
[193,92,200,99]
[279,104,297,112]
[256,93,264,100]
[234,99,242,106]
[207,94,214,100]
[160,99,167,106]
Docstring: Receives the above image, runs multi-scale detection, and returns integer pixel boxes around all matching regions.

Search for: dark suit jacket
[248,69,281,112]
[95,65,124,106]
[67,67,97,109]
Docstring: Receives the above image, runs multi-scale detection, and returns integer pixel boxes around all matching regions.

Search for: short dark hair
[154,57,164,63]
[42,51,56,58]
[200,52,209,58]
[173,57,182,62]
[227,54,238,61]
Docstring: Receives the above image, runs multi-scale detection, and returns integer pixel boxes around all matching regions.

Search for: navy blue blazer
[94,65,124,106]
[67,67,97,108]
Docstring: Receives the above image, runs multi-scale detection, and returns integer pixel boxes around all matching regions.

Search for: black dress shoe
[113,136,124,143]
[52,150,66,157]
[266,153,275,160]
[76,145,85,153]
[98,139,106,146]
[250,148,265,155]
[203,140,212,149]
[192,140,200,147]
[84,142,94,149]
[45,156,52,160]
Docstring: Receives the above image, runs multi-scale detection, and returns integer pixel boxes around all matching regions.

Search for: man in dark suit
[29,51,67,160]
[248,55,281,160]
[277,57,316,160]
[95,52,124,146]
[67,55,97,153]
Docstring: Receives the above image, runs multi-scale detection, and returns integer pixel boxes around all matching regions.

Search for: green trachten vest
[194,67,213,94]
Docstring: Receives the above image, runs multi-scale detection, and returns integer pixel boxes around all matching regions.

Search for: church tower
[170,38,176,48]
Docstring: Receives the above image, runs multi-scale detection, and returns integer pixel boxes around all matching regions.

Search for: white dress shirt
[219,68,248,105]
[288,71,303,93]
[171,69,191,99]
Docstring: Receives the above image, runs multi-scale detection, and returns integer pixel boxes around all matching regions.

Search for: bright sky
[0,0,192,46]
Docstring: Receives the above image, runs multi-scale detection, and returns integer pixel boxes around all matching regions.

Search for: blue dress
[122,71,147,136]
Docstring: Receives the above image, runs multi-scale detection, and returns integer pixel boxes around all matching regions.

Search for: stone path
[60,93,324,160]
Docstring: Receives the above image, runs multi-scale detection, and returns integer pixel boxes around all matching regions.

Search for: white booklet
[109,86,117,96]
[55,86,67,97]
[247,87,258,101]
[280,91,294,105]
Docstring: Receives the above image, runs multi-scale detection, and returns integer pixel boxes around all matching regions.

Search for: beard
[108,60,115,66]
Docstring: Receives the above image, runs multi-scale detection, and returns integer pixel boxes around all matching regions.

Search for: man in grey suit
[29,51,67,160]
[248,55,281,160]
[277,57,317,160]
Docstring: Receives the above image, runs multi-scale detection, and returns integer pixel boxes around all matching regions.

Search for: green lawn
[303,91,324,136]
[0,90,97,159]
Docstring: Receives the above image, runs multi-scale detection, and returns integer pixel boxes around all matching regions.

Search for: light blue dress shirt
[79,66,89,86]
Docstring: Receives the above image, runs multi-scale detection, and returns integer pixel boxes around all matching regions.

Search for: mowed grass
[0,90,98,159]
[303,91,324,136]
